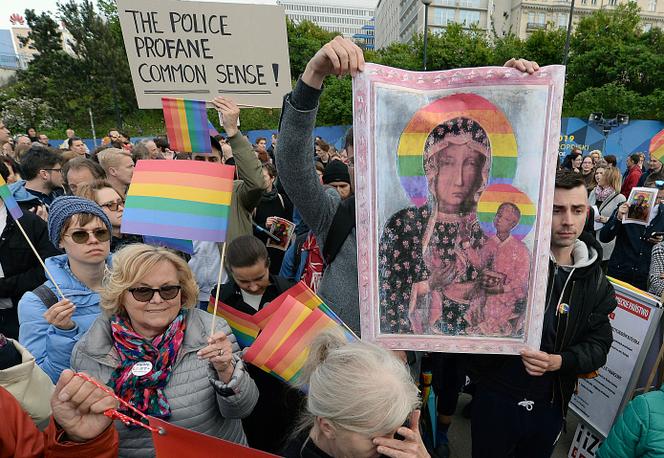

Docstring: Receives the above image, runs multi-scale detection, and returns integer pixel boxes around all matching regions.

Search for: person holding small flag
[18,196,113,383]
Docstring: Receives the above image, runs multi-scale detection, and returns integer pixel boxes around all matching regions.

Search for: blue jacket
[17,254,110,383]
[600,205,664,290]
[597,385,664,458]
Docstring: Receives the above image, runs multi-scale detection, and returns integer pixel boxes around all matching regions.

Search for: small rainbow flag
[650,129,664,163]
[207,298,261,349]
[121,160,234,242]
[0,175,23,220]
[162,98,211,154]
[397,93,518,206]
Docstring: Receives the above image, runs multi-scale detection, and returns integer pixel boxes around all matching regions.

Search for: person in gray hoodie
[276,36,541,336]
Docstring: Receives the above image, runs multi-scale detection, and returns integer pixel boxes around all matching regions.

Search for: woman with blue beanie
[18,196,112,383]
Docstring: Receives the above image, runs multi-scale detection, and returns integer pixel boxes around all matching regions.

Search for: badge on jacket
[557,302,570,315]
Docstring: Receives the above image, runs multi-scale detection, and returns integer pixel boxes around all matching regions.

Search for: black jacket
[599,204,664,290]
[0,211,60,337]
[470,232,617,415]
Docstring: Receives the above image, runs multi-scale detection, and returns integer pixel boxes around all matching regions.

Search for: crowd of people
[0,36,661,458]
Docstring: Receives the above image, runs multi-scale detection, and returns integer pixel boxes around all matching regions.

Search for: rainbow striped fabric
[396,93,518,207]
[0,175,23,220]
[162,98,211,154]
[477,183,535,240]
[650,129,664,162]
[208,281,355,381]
[121,160,234,242]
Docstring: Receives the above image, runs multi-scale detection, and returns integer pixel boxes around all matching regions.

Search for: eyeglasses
[100,199,125,211]
[193,155,220,162]
[64,228,111,244]
[127,285,181,302]
[43,168,62,173]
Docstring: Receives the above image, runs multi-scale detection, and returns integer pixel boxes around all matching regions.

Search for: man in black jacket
[470,170,617,458]
[0,162,60,338]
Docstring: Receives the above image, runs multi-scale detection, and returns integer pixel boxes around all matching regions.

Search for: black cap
[323,160,351,185]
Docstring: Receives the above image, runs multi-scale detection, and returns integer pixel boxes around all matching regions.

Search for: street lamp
[588,112,630,154]
[421,0,432,71]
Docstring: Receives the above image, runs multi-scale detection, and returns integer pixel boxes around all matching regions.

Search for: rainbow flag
[0,175,23,220]
[162,98,211,154]
[207,297,261,349]
[650,129,664,162]
[397,93,518,206]
[121,160,234,242]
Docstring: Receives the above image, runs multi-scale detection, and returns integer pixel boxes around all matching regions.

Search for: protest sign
[568,423,603,458]
[116,0,291,108]
[569,280,662,437]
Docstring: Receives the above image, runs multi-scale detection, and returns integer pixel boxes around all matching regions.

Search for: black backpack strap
[323,197,355,266]
[32,285,59,309]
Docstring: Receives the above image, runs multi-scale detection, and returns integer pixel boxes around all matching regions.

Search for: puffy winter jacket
[17,254,110,383]
[71,307,259,458]
[597,385,664,458]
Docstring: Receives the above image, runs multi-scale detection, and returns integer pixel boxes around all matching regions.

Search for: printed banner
[569,281,662,437]
[116,0,292,108]
[568,423,603,458]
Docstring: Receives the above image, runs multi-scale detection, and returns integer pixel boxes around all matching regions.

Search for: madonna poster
[353,64,565,354]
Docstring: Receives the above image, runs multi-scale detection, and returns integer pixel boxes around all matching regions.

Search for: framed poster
[623,187,658,226]
[353,64,565,354]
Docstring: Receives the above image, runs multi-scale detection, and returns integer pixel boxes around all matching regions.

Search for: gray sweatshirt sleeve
[276,79,341,248]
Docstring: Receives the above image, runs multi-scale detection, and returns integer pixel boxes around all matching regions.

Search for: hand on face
[51,370,118,442]
[373,410,430,458]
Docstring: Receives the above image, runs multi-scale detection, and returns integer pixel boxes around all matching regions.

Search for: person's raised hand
[211,97,240,138]
[51,370,117,442]
[617,203,629,220]
[303,36,365,89]
[44,299,76,331]
[373,410,430,458]
[504,58,540,74]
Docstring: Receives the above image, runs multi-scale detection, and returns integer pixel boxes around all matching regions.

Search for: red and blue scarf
[108,310,186,419]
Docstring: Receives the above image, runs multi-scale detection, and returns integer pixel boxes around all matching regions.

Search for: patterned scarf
[594,185,615,203]
[108,310,186,419]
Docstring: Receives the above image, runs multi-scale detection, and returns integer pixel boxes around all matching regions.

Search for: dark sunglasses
[65,228,111,244]
[127,285,181,302]
[100,199,125,211]
[193,155,220,162]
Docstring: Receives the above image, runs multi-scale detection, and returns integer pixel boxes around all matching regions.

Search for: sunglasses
[64,228,111,244]
[127,285,181,302]
[100,199,125,211]
[193,155,220,162]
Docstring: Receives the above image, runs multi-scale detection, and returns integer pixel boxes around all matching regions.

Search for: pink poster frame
[353,63,565,354]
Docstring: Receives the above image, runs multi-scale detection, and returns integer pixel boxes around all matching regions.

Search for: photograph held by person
[253,163,294,274]
[211,235,301,453]
[0,162,60,339]
[0,369,119,458]
[18,196,112,383]
[71,244,258,458]
[282,328,428,458]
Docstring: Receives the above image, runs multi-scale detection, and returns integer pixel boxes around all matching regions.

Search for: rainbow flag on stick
[162,98,211,154]
[121,160,234,242]
[0,176,23,220]
[207,297,261,349]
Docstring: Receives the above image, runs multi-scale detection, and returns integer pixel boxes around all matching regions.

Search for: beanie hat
[323,160,351,185]
[48,196,113,245]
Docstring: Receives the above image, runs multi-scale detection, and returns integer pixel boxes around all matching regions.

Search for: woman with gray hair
[71,243,258,457]
[283,329,428,458]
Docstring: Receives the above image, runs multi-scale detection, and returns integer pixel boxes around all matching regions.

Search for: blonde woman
[283,329,428,458]
[589,166,625,269]
[71,244,258,458]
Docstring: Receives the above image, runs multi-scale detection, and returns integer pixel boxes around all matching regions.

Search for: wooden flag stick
[14,218,66,301]
[210,242,228,335]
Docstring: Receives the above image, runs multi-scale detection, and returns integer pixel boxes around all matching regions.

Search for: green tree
[287,20,337,78]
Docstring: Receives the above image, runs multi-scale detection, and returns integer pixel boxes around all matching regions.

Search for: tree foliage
[1,1,662,137]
